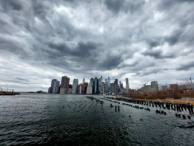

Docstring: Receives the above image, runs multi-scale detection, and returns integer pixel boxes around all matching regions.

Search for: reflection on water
[0,94,194,146]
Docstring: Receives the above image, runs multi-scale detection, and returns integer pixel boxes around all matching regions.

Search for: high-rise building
[119,81,121,88]
[126,78,129,92]
[93,77,99,94]
[54,81,60,93]
[98,77,102,94]
[86,82,93,94]
[114,79,118,95]
[79,85,82,94]
[90,78,94,87]
[72,79,78,94]
[108,76,111,87]
[60,76,70,94]
[110,83,115,94]
[105,78,108,85]
[151,81,158,92]
[50,79,60,94]
[48,87,52,93]
[83,78,85,84]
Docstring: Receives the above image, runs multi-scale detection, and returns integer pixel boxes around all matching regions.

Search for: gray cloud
[104,0,145,14]
[142,50,175,59]
[177,61,194,71]
[0,0,194,91]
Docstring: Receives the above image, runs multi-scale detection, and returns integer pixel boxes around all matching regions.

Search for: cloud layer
[0,0,194,91]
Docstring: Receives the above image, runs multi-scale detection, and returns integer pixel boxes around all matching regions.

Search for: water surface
[0,94,194,146]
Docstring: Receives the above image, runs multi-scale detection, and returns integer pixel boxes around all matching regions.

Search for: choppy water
[0,94,194,146]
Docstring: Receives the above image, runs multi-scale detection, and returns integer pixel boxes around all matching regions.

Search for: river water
[0,94,194,146]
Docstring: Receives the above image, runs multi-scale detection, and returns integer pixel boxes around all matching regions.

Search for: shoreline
[119,96,194,106]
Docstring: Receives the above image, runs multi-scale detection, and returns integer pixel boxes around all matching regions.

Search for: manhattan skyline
[0,0,194,92]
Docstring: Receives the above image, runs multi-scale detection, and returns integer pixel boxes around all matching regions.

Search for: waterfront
[0,94,194,146]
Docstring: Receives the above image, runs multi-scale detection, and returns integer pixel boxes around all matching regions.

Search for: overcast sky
[0,0,194,92]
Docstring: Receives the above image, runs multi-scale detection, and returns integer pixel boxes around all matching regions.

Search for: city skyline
[0,0,194,92]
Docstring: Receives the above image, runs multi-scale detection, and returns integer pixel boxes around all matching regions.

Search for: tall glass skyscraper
[93,77,98,94]
[126,78,129,92]
[72,79,78,94]
[108,76,110,87]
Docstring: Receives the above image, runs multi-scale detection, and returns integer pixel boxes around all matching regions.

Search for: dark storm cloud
[104,0,145,14]
[1,0,23,11]
[142,50,175,59]
[177,61,194,71]
[158,0,194,10]
[0,0,194,91]
[48,41,99,58]
[98,55,123,70]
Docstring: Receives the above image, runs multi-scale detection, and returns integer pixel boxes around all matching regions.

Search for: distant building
[69,84,72,88]
[119,81,121,88]
[143,85,151,94]
[110,83,115,94]
[60,76,70,94]
[170,84,178,91]
[72,79,78,94]
[60,88,67,94]
[83,78,85,84]
[77,85,82,94]
[86,83,93,94]
[105,78,108,85]
[77,84,87,94]
[93,77,99,94]
[151,81,158,92]
[108,76,111,87]
[49,79,60,94]
[114,79,118,95]
[126,78,129,93]
[98,77,102,94]
[48,87,52,93]
[162,85,168,91]
[67,88,72,94]
[90,78,94,87]
[54,81,60,93]
[83,83,88,94]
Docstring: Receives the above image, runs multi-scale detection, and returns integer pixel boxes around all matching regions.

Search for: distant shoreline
[119,96,194,106]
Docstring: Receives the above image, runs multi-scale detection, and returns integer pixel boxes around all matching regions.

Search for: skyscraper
[51,79,57,93]
[83,78,85,84]
[110,83,115,94]
[86,82,93,94]
[108,76,111,87]
[54,81,60,93]
[90,78,94,87]
[72,79,78,94]
[114,79,118,95]
[119,81,121,88]
[151,81,158,92]
[50,79,60,94]
[60,76,70,94]
[105,78,108,85]
[93,77,99,94]
[126,78,129,92]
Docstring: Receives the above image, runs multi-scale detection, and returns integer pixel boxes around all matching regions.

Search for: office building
[60,76,70,94]
[83,78,85,84]
[126,78,129,93]
[72,79,78,94]
[114,79,118,95]
[110,83,115,94]
[93,77,99,94]
[48,87,52,93]
[90,78,94,87]
[53,80,60,93]
[86,82,93,94]
[108,76,111,87]
[151,81,158,92]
